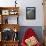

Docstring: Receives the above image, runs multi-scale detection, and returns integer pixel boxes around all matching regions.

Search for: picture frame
[26,7,36,20]
[2,10,9,15]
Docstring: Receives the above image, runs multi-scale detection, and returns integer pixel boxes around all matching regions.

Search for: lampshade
[14,28,17,32]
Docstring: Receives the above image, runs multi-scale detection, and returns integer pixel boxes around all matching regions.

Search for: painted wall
[0,0,44,26]
[0,0,44,44]
[18,0,44,26]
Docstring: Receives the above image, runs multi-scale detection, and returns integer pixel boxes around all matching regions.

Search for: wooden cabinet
[2,41,19,46]
[0,41,19,46]
[0,7,20,46]
[0,7,19,24]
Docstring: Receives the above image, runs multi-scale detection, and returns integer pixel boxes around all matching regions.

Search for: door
[43,0,46,46]
[43,0,46,26]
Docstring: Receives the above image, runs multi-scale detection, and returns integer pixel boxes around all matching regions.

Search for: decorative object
[9,10,18,15]
[14,28,17,32]
[1,28,13,41]
[13,32,18,41]
[2,16,8,24]
[5,18,8,24]
[2,10,9,15]
[26,7,36,20]
[15,0,17,7]
[13,28,18,40]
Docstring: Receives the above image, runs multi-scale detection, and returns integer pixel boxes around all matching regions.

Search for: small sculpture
[5,18,8,24]
[15,0,17,7]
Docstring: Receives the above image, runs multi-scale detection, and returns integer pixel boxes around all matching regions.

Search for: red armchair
[21,28,41,46]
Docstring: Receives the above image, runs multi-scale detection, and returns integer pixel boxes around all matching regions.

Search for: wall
[19,0,43,26]
[0,0,44,26]
[0,0,44,45]
[18,0,44,26]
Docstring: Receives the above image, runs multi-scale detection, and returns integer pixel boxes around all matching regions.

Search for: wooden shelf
[0,7,19,24]
[0,7,19,10]
[0,40,19,46]
[2,40,19,42]
[0,7,20,46]
[0,24,20,32]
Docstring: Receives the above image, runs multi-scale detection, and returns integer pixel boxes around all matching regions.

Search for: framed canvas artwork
[26,7,36,20]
